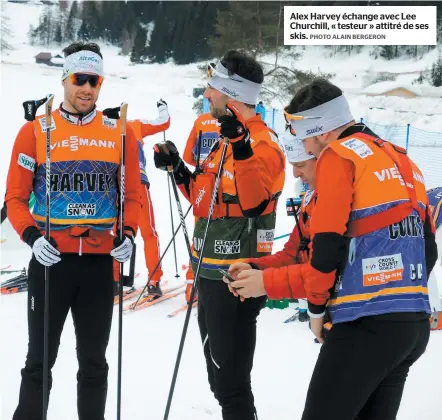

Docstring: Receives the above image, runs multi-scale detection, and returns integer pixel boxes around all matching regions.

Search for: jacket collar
[58,104,97,126]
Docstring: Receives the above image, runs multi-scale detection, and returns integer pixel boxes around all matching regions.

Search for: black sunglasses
[70,73,103,88]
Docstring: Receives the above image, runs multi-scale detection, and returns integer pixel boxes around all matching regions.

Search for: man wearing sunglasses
[5,41,141,420]
[154,50,285,420]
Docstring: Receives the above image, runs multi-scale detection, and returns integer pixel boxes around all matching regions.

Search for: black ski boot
[147,282,163,298]
[298,310,310,322]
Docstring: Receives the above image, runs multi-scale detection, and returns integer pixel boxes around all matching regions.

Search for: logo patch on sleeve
[17,153,36,172]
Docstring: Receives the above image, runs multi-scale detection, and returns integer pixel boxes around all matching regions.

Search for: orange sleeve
[310,148,354,235]
[139,115,171,138]
[121,125,141,235]
[234,143,284,217]
[5,122,39,238]
[305,148,355,311]
[183,123,197,167]
[263,263,307,300]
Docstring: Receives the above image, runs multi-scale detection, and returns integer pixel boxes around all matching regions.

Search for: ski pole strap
[23,97,48,122]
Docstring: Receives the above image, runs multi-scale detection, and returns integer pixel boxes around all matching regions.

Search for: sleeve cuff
[231,135,253,161]
[308,301,327,316]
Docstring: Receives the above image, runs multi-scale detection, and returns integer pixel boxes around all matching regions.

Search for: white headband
[281,132,315,163]
[62,50,104,80]
[287,95,354,140]
[208,62,261,105]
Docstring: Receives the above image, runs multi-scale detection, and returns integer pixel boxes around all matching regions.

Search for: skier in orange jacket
[113,99,170,297]
[5,42,141,419]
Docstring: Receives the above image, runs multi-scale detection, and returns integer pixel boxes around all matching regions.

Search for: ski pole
[117,103,128,420]
[165,131,179,279]
[42,93,55,420]
[103,103,129,420]
[163,138,230,420]
[130,204,192,310]
[161,144,193,261]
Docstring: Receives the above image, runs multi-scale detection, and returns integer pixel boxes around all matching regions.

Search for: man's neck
[59,103,97,126]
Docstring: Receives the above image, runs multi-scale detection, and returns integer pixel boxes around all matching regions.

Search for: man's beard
[210,103,227,119]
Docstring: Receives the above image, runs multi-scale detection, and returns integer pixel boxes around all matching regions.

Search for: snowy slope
[1,2,442,420]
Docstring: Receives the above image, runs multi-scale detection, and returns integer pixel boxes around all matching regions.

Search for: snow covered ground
[1,2,442,419]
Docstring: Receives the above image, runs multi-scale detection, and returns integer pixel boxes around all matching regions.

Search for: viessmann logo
[51,136,116,152]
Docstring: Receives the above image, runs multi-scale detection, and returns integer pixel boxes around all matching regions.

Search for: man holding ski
[5,41,141,420]
[154,49,285,420]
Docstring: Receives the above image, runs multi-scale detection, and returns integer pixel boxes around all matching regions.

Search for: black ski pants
[13,254,115,420]
[197,278,266,420]
[302,313,430,420]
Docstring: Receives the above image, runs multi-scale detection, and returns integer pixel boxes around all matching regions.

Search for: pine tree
[208,1,283,58]
[77,1,101,42]
[1,4,13,51]
[65,0,80,42]
[380,46,394,60]
[130,26,147,63]
[431,57,442,87]
[28,5,54,46]
[145,3,172,63]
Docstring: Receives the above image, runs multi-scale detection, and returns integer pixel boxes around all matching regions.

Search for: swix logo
[389,215,424,240]
[221,87,238,97]
[51,136,116,152]
[31,296,35,311]
[195,186,206,207]
[193,237,203,252]
[67,203,96,216]
[214,240,240,254]
[306,126,323,136]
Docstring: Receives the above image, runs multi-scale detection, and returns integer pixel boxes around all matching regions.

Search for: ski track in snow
[1,2,442,419]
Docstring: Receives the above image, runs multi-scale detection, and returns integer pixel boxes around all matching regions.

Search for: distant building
[362,81,442,98]
[34,52,64,67]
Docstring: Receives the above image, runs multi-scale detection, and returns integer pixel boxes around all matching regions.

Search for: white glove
[33,236,61,267]
[157,98,168,115]
[110,236,134,263]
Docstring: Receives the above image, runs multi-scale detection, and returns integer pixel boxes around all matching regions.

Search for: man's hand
[309,315,325,344]
[223,262,251,300]
[153,140,182,171]
[229,269,267,299]
[217,104,249,143]
[111,235,134,263]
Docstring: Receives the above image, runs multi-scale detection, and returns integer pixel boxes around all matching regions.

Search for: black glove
[217,105,249,143]
[217,105,252,160]
[157,98,167,107]
[154,140,182,171]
